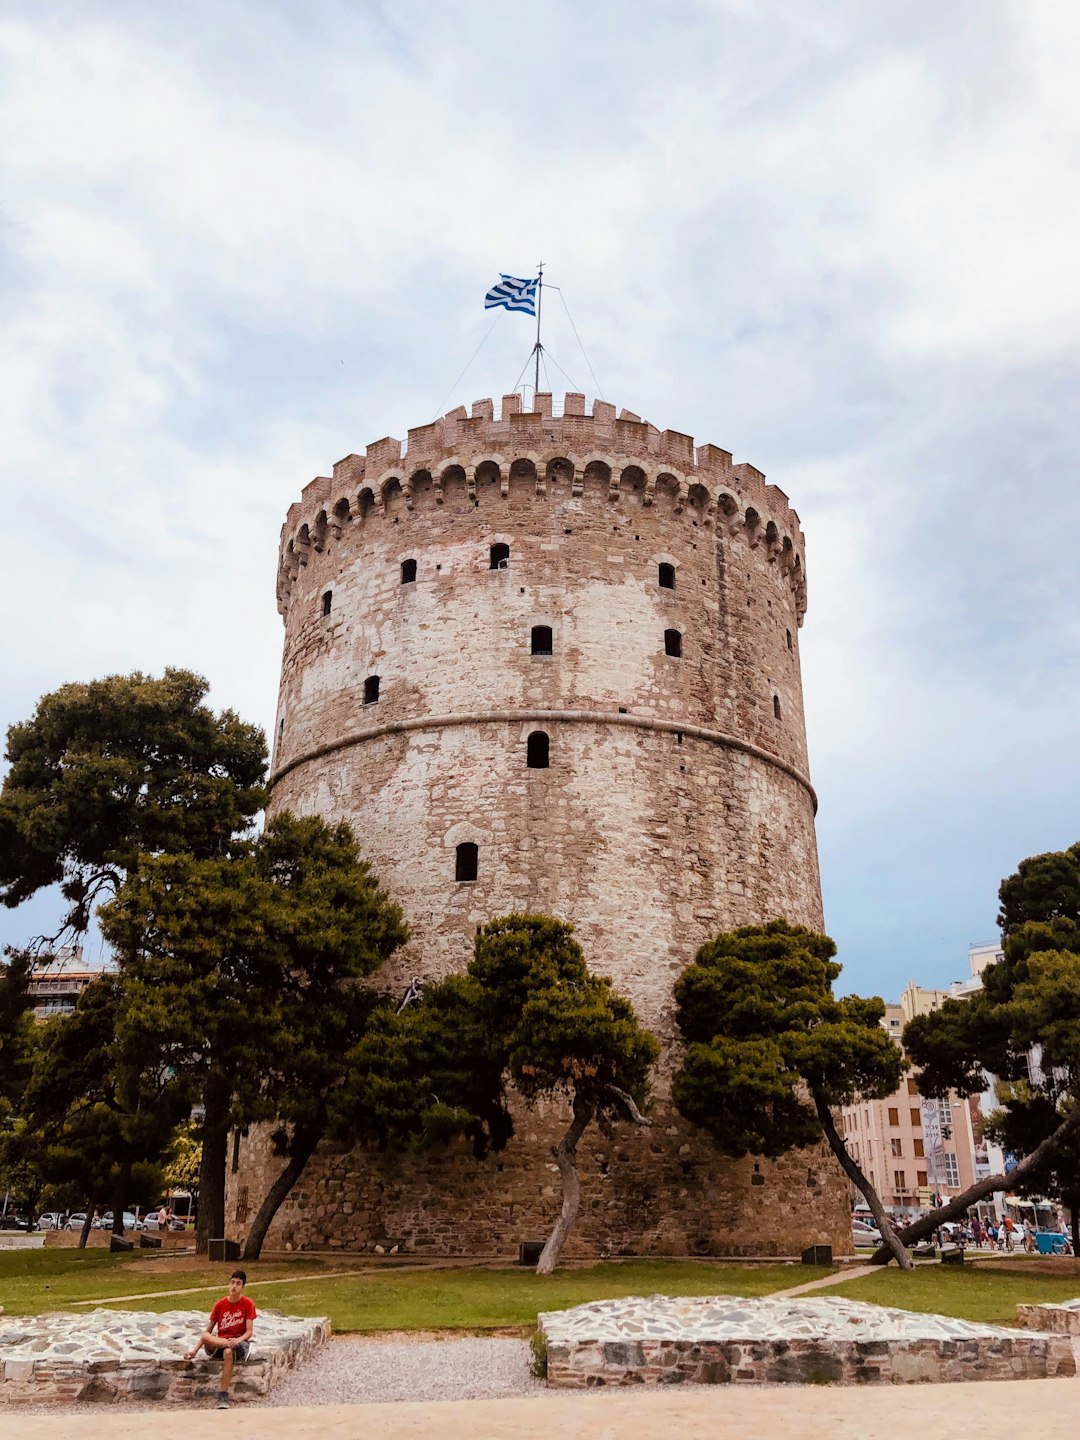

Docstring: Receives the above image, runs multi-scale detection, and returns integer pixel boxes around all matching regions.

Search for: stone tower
[235,391,848,1257]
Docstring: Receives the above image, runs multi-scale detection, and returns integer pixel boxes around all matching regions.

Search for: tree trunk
[871,1102,1080,1263]
[536,1092,594,1275]
[111,1159,131,1238]
[242,1125,321,1261]
[196,1076,230,1256]
[812,1090,913,1270]
[78,1203,94,1250]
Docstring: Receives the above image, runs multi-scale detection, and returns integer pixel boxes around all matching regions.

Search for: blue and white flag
[484,274,539,315]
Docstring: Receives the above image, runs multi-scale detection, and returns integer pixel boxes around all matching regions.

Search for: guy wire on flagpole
[431,312,502,420]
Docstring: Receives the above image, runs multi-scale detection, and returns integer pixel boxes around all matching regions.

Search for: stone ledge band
[270,709,818,813]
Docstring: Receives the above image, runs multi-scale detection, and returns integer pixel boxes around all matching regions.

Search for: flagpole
[532,261,544,400]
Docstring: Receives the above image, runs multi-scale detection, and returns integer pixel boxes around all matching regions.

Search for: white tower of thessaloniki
[231,391,849,1258]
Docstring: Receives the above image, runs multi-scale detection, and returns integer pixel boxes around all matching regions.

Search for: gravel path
[260,1335,544,1407]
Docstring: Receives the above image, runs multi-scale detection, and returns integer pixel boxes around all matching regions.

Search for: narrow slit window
[455,842,478,883]
[490,542,510,570]
[664,628,682,658]
[773,694,781,719]
[786,628,793,651]
[527,731,550,769]
[658,562,675,590]
[364,675,380,705]
[401,558,417,584]
[321,590,332,617]
[531,625,553,655]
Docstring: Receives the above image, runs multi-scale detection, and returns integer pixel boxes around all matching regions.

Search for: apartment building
[841,997,979,1218]
[26,946,106,1020]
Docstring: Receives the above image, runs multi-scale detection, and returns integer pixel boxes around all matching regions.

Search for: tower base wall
[227,1098,851,1260]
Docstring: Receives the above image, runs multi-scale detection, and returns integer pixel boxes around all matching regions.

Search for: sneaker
[216,1393,230,1409]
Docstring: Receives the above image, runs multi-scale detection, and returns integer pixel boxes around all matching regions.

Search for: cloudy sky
[1,1,1078,999]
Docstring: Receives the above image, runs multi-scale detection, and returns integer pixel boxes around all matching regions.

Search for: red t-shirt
[210,1295,256,1339]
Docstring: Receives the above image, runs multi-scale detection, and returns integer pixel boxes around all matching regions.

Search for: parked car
[36,1212,65,1230]
[95,1211,146,1231]
[851,1220,882,1246]
[0,1212,32,1230]
[66,1212,89,1230]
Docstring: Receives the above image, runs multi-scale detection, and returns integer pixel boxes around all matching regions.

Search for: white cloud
[1,1,1079,995]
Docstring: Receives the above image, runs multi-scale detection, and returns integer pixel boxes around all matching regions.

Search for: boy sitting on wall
[184,1269,257,1408]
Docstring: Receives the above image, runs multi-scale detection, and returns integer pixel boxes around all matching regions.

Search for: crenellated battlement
[277,394,807,620]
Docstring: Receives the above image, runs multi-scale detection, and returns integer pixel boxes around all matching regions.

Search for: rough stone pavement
[6,1380,1080,1439]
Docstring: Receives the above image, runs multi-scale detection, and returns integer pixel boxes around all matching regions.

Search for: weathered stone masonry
[228,391,850,1256]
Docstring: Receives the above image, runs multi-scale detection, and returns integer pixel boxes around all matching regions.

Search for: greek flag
[484,274,538,315]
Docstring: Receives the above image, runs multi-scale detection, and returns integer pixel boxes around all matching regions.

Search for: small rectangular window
[363,675,380,705]
[664,628,681,658]
[910,1108,921,1128]
[907,1078,919,1095]
[658,562,675,590]
[888,1107,899,1126]
[322,590,332,616]
[401,558,417,584]
[531,625,553,655]
[890,1138,903,1157]
[455,842,478,882]
[894,1170,906,1190]
[917,1170,928,1187]
[914,1138,925,1157]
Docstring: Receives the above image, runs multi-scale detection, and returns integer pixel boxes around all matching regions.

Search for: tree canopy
[672,920,911,1266]
[8,974,189,1239]
[99,811,408,1253]
[340,913,659,1273]
[900,841,1080,1252]
[0,669,266,938]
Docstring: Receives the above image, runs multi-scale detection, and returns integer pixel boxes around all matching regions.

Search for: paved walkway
[7,1380,1080,1439]
[769,1263,879,1298]
[72,1270,362,1306]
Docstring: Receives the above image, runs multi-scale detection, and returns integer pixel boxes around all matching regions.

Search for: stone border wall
[0,1319,330,1406]
[544,1332,1076,1387]
[1017,1302,1080,1334]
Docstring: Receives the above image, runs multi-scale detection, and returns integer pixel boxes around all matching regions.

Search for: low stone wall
[539,1294,1076,1388]
[1017,1299,1080,1334]
[43,1229,191,1250]
[0,1308,330,1405]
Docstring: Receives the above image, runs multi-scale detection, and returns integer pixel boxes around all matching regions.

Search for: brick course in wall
[228,393,849,1257]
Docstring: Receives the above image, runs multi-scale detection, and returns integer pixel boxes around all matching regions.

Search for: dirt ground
[6,1379,1080,1440]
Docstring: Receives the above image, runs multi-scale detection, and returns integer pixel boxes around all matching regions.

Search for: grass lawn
[832,1262,1080,1327]
[0,1251,818,1333]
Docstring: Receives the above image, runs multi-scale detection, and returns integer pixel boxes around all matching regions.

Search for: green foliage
[905,843,1080,1096]
[998,842,1080,935]
[7,974,188,1218]
[162,1119,202,1194]
[339,913,658,1154]
[0,669,267,935]
[101,811,407,1123]
[342,975,509,1157]
[0,949,34,1117]
[99,810,407,1242]
[903,841,1080,1232]
[529,1328,548,1378]
[673,1036,819,1157]
[672,920,903,1157]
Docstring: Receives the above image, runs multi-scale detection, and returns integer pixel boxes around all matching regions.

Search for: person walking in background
[970,1217,983,1248]
[184,1270,256,1408]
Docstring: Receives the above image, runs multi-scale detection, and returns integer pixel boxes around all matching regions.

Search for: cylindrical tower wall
[231,393,848,1257]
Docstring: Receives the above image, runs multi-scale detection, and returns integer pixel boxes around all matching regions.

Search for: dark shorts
[229,1341,250,1362]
